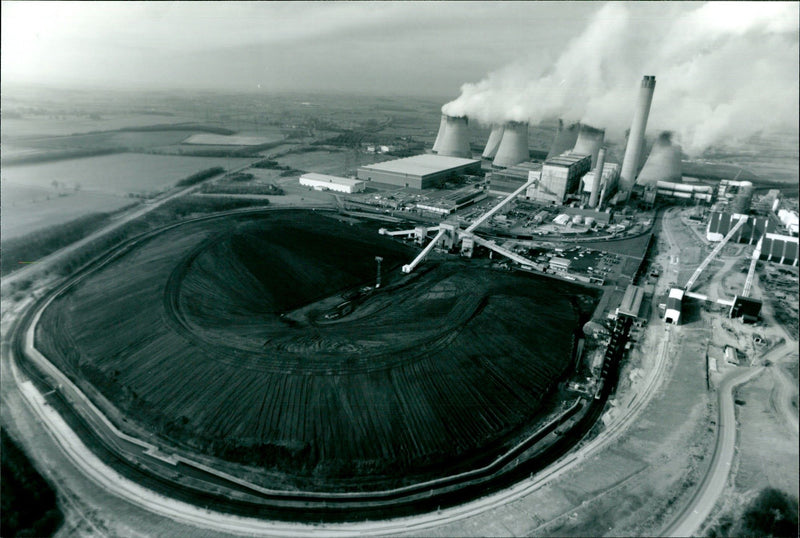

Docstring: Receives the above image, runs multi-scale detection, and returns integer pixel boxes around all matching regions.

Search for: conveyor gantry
[684,216,746,292]
[401,228,448,274]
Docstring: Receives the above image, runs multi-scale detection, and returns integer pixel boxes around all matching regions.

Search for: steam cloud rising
[441,2,799,155]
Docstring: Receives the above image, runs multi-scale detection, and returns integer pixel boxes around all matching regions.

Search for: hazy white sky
[0,1,663,95]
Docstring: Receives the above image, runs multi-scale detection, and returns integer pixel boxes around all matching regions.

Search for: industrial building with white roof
[357,154,481,190]
[299,173,365,193]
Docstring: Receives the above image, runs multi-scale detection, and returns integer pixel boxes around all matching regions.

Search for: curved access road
[662,365,764,538]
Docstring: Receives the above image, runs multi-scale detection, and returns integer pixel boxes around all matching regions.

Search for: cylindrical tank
[589,147,607,208]
[619,75,656,195]
[585,216,596,226]
[437,116,472,158]
[572,124,605,168]
[572,215,583,225]
[482,125,505,159]
[432,114,447,153]
[492,121,529,168]
[730,181,753,214]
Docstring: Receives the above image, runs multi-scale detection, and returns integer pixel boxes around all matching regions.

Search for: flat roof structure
[759,233,799,266]
[665,287,684,324]
[545,152,592,168]
[617,284,645,319]
[357,154,481,190]
[299,173,365,193]
[707,211,776,244]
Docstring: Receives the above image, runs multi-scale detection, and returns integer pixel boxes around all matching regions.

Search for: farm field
[0,183,132,240]
[0,114,198,140]
[274,150,350,175]
[35,210,596,491]
[183,133,282,146]
[1,154,253,195]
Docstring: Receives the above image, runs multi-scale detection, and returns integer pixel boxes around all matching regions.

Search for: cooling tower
[437,115,472,158]
[636,132,682,186]
[492,121,529,168]
[482,125,505,159]
[589,147,607,208]
[619,75,656,195]
[730,181,754,214]
[547,120,581,160]
[432,114,447,153]
[572,124,605,168]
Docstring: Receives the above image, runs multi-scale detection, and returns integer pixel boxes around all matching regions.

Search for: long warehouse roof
[360,154,479,177]
[300,172,363,186]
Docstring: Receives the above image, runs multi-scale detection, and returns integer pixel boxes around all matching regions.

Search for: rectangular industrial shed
[299,173,365,193]
[357,154,481,189]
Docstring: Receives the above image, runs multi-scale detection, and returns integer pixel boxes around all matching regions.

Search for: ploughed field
[36,210,593,491]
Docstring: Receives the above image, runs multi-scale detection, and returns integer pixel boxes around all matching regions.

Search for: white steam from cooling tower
[441,2,798,156]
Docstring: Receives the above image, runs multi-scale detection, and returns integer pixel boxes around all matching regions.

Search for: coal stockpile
[35,210,594,492]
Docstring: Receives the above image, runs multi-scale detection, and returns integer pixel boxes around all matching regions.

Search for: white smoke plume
[441,2,799,156]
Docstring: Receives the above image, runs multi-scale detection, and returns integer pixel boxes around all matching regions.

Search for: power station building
[581,162,620,207]
[759,233,799,266]
[489,161,542,193]
[706,211,776,244]
[357,154,480,189]
[299,173,365,193]
[527,152,592,204]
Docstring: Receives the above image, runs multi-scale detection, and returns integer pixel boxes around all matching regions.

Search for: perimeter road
[662,365,764,537]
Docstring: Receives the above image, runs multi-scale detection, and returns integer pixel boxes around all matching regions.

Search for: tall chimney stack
[619,75,656,197]
[589,147,606,208]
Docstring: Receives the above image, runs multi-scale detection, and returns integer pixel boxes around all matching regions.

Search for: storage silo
[492,121,529,168]
[437,115,472,158]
